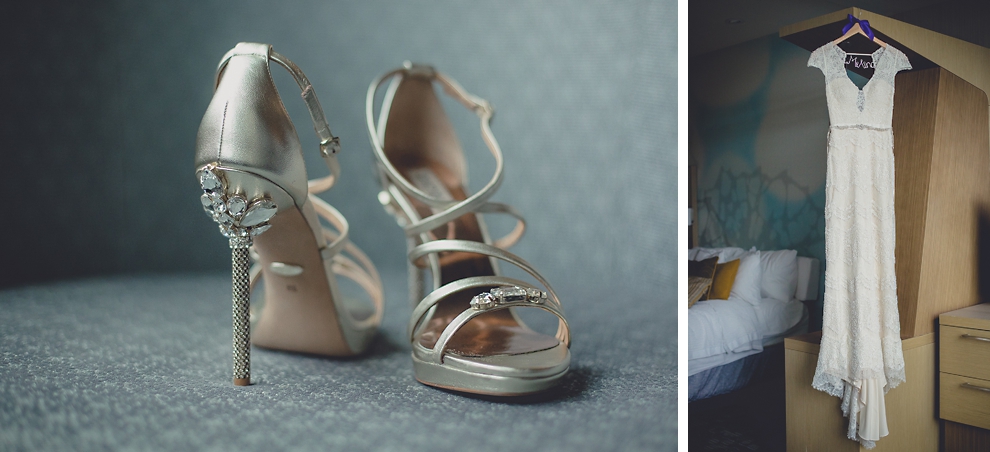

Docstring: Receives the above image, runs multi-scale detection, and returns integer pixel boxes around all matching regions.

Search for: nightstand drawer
[941,373,990,430]
[940,325,990,380]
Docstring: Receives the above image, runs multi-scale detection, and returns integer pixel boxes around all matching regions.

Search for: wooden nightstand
[940,304,990,450]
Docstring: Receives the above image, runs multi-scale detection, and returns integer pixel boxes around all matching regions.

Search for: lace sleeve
[894,48,912,73]
[808,47,826,74]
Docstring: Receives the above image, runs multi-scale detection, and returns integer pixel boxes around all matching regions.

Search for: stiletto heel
[198,165,281,385]
[367,63,572,395]
[196,43,383,386]
[231,234,252,386]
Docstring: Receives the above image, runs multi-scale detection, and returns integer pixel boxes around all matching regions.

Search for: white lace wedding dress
[808,41,911,449]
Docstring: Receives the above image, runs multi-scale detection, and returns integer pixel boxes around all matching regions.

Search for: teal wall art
[689,34,870,329]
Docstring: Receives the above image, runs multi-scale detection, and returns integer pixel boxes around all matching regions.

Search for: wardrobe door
[892,67,990,339]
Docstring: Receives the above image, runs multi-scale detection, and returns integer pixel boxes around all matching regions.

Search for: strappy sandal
[195,43,384,386]
[366,63,571,395]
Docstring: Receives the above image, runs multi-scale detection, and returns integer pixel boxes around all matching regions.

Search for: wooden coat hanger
[833,15,886,56]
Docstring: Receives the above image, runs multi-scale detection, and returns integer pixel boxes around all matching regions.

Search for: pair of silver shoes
[194,43,571,396]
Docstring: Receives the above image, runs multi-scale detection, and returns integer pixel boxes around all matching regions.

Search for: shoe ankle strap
[215,43,341,193]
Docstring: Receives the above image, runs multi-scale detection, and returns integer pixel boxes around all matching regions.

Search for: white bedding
[688,297,807,376]
[758,297,808,346]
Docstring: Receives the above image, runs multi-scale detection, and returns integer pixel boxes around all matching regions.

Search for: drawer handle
[961,334,990,343]
[962,382,990,393]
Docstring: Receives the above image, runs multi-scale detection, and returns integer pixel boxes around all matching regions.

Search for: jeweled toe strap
[406,240,570,364]
[407,275,561,341]
[469,286,548,310]
[428,286,570,365]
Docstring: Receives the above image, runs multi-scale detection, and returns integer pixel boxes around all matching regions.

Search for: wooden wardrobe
[779,8,990,451]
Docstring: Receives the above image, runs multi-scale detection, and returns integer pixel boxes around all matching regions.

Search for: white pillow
[692,247,745,263]
[729,250,763,306]
[760,249,798,301]
[719,247,749,263]
[691,247,718,261]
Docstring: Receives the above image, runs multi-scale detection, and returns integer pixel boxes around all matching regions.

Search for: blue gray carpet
[0,271,675,451]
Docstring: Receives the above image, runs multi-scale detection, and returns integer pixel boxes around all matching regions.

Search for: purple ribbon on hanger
[841,14,875,41]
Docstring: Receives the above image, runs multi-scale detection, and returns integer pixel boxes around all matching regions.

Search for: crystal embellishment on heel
[198,166,277,238]
[197,164,278,386]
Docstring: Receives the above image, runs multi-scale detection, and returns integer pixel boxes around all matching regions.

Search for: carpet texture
[0,270,675,451]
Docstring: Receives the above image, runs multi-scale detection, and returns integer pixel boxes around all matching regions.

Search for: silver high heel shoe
[195,43,384,386]
[367,63,571,395]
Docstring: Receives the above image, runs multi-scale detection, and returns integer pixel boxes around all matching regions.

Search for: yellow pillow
[688,276,712,308]
[707,259,740,300]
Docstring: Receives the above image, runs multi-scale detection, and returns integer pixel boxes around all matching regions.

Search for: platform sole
[412,352,568,396]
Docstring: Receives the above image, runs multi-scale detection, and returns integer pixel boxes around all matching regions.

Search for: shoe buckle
[320,136,341,157]
[472,98,494,118]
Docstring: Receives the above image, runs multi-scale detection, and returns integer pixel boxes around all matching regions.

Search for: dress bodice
[808,42,911,129]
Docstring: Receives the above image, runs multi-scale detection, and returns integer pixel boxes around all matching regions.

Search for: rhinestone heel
[366,63,571,395]
[195,43,384,386]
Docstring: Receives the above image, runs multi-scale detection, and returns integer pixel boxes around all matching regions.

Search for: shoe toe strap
[408,240,558,301]
[408,275,536,341]
[475,202,526,250]
[427,294,570,365]
[406,240,569,364]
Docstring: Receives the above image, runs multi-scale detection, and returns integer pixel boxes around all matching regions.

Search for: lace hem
[811,370,847,398]
[813,368,906,449]
[813,366,905,395]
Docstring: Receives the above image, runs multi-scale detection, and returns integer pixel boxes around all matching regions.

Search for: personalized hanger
[833,14,887,55]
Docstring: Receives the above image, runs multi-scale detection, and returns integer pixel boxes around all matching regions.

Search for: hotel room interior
[687,1,990,450]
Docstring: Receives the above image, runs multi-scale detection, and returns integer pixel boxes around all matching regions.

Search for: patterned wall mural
[688,34,869,329]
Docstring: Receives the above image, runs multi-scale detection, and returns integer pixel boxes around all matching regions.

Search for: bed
[688,247,820,402]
